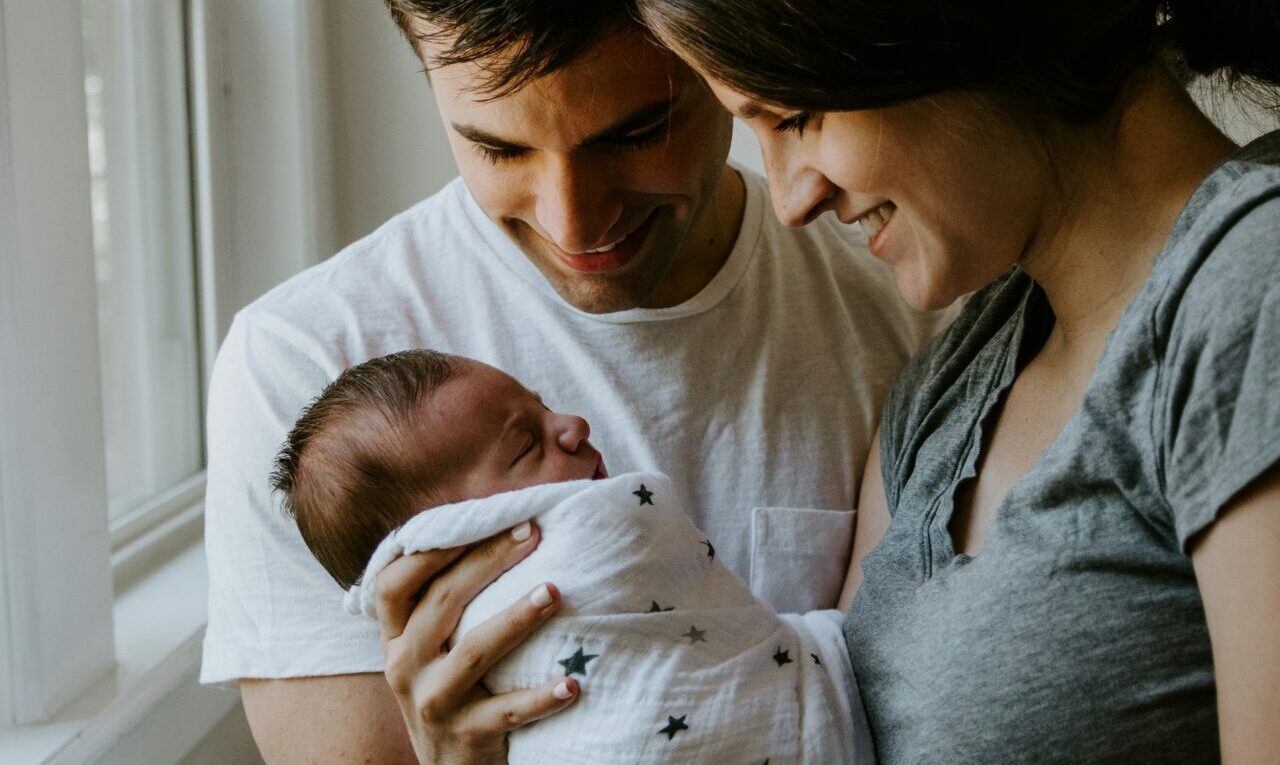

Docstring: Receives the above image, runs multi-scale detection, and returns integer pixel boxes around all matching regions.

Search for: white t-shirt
[200,169,943,685]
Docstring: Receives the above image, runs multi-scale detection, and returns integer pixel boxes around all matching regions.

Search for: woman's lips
[554,212,657,274]
[859,202,897,259]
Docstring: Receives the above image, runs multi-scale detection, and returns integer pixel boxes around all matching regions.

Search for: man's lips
[552,211,658,274]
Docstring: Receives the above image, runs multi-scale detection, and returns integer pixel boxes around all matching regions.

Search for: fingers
[375,545,467,642]
[433,582,562,694]
[462,678,579,734]
[397,521,543,657]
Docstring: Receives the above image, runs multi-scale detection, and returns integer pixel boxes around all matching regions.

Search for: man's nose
[554,414,591,452]
[534,158,624,252]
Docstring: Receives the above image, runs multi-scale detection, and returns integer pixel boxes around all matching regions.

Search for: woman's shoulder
[1162,129,1280,275]
[1152,130,1280,348]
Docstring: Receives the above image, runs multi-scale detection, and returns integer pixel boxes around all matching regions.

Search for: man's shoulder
[235,177,494,349]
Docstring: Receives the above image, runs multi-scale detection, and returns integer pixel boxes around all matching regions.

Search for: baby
[273,349,871,764]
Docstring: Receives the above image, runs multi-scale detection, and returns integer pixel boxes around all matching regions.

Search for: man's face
[419,25,737,313]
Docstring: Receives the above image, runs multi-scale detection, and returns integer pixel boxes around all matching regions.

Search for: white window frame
[1,0,335,761]
[0,0,117,728]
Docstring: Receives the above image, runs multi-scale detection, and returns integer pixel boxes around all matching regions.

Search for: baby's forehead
[420,362,536,428]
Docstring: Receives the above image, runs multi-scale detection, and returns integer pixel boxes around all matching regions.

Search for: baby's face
[424,361,608,503]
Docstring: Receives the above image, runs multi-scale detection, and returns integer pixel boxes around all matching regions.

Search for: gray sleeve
[1160,198,1280,551]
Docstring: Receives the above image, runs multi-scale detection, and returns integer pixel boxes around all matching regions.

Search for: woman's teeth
[586,234,627,254]
[858,203,896,239]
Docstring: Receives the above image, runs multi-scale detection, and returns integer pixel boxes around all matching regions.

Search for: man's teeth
[586,234,627,254]
[858,203,896,239]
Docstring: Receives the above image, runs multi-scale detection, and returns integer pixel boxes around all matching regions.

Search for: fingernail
[553,681,574,699]
[511,521,532,542]
[530,584,553,608]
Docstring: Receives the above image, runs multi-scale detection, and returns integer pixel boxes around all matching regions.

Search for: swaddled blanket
[346,472,871,764]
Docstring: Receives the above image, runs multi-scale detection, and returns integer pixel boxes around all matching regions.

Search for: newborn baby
[272,349,871,764]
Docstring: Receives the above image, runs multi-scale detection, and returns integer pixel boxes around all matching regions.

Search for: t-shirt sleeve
[200,313,385,686]
[1160,197,1280,552]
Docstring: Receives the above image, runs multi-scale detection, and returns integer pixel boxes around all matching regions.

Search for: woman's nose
[773,168,837,228]
[554,414,591,452]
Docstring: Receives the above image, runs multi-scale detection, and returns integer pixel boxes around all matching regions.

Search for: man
[200,1,941,761]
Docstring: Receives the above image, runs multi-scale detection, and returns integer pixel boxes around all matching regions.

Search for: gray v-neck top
[845,131,1280,764]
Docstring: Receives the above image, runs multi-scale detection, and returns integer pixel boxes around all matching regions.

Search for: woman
[374,2,1278,762]
[628,0,1280,762]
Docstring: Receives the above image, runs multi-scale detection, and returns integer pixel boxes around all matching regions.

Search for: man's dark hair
[637,0,1280,123]
[382,0,640,98]
[272,349,460,589]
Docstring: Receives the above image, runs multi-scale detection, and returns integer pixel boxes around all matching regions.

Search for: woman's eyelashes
[773,111,812,136]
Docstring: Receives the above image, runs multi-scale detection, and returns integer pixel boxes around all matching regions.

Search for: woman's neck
[1020,68,1238,363]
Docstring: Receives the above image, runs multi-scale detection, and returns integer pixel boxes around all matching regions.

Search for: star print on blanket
[344,472,868,764]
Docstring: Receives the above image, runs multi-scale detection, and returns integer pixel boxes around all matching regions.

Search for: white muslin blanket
[346,472,872,764]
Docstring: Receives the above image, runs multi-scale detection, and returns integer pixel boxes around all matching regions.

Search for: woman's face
[705,78,1053,310]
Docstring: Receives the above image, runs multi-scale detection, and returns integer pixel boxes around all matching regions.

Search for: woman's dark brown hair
[636,0,1280,121]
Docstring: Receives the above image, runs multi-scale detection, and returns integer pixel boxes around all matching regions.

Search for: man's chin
[532,254,674,313]
[549,280,658,314]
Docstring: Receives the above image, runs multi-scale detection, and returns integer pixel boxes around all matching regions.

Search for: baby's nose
[555,414,591,452]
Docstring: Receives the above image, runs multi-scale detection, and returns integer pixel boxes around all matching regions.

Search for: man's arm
[241,675,417,765]
[1191,463,1280,764]
[838,429,891,611]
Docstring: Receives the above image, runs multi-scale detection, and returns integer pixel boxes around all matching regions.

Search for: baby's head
[272,349,607,588]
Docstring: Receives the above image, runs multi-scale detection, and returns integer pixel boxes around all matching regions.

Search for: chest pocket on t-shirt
[748,506,855,614]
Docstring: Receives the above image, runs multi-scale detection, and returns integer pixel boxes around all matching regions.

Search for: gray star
[648,600,674,612]
[633,484,655,505]
[557,646,598,676]
[811,653,822,665]
[658,715,689,740]
[681,625,707,644]
[773,647,793,667]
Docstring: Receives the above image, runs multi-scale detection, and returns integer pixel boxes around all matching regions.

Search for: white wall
[324,0,459,250]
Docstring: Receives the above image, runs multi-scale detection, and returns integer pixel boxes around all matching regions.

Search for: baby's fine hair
[272,349,460,589]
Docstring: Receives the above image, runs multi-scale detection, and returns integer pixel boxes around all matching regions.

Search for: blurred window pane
[82,0,203,522]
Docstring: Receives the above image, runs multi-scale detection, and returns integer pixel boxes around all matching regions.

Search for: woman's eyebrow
[737,100,766,120]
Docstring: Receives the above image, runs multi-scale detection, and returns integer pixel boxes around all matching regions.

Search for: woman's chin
[895,268,957,312]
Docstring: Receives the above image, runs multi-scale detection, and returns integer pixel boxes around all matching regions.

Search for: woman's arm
[376,522,578,764]
[838,429,892,611]
[1191,463,1280,765]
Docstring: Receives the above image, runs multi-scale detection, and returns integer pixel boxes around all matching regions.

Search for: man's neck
[642,166,746,308]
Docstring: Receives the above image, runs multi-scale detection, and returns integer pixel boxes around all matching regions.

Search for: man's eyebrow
[451,123,527,151]
[579,100,675,145]
[450,99,677,151]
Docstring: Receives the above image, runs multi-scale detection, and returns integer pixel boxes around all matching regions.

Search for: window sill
[0,513,234,765]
